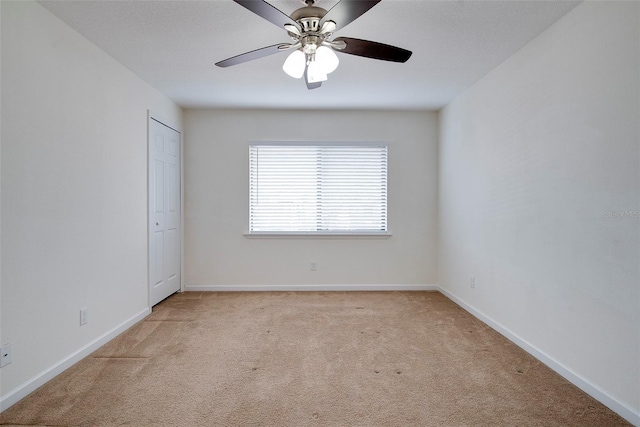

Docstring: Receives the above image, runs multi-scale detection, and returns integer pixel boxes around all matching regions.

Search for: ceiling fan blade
[320,0,381,31]
[216,43,289,67]
[333,37,412,63]
[233,0,298,30]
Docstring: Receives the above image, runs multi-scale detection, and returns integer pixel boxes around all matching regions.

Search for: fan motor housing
[290,6,327,32]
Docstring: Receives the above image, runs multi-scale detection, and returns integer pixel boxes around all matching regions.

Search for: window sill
[243,232,392,239]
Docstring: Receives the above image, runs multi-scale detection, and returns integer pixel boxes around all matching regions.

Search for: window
[249,142,388,235]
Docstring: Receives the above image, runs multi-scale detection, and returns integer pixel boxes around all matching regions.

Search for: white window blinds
[249,143,388,234]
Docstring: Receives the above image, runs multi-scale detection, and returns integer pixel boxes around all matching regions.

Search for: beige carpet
[0,291,630,426]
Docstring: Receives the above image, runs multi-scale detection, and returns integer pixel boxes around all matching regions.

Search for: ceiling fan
[215,0,412,89]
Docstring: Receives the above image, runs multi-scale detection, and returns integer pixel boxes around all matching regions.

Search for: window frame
[245,141,391,239]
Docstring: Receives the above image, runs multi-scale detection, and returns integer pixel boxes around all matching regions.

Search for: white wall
[184,109,437,288]
[438,1,639,423]
[0,1,182,407]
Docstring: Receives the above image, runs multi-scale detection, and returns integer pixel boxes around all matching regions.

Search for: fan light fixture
[282,50,305,78]
[282,45,339,83]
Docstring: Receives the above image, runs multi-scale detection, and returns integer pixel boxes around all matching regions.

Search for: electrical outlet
[80,308,88,326]
[310,261,317,271]
[470,277,476,289]
[1,343,12,368]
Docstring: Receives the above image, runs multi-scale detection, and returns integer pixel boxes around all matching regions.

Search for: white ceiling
[39,0,580,110]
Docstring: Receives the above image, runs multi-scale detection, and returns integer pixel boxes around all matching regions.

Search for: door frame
[147,110,184,308]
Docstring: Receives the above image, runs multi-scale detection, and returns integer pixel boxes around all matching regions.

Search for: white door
[149,118,181,306]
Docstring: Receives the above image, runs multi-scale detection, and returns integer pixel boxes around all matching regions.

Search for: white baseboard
[438,287,640,426]
[184,284,439,292]
[0,308,151,412]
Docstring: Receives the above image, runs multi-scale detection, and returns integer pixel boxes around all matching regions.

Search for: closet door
[149,118,181,306]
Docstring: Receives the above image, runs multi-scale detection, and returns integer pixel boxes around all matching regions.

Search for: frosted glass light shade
[315,46,339,74]
[282,50,305,79]
[306,60,328,83]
